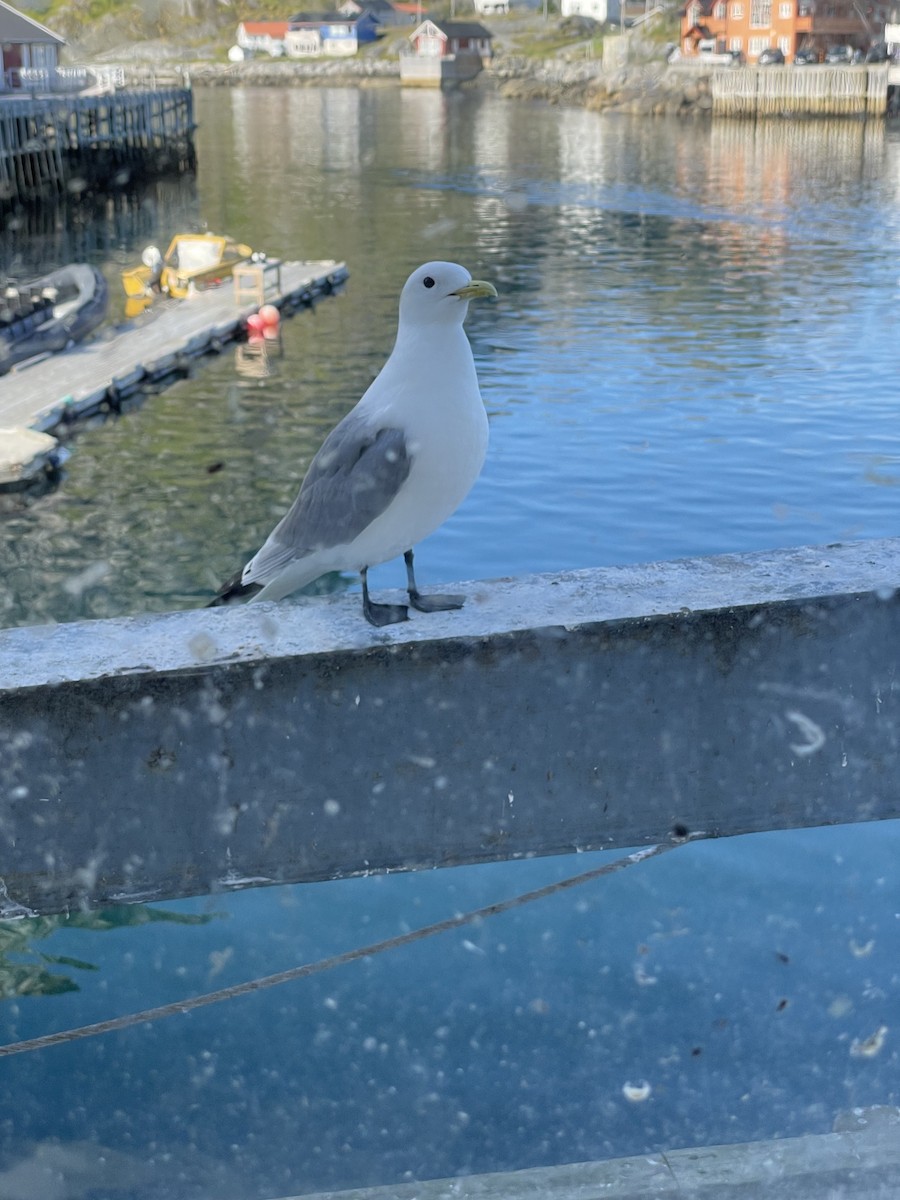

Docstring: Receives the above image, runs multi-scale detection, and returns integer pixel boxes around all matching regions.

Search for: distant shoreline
[127,57,716,119]
[177,58,895,119]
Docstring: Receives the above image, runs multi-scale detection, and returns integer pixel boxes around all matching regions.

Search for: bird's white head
[398,261,497,329]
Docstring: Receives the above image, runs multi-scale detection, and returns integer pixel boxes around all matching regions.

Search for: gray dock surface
[0,259,347,435]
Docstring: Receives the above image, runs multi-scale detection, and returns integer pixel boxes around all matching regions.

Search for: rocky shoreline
[186,57,401,87]
[491,58,713,116]
[125,55,714,118]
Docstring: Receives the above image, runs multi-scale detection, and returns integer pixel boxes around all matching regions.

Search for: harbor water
[1,87,899,1196]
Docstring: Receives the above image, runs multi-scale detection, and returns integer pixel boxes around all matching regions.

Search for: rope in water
[0,838,694,1058]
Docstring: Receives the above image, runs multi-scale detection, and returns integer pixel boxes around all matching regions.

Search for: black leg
[404,549,465,614]
[361,566,408,627]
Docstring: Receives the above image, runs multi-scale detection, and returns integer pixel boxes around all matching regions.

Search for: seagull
[209,261,497,627]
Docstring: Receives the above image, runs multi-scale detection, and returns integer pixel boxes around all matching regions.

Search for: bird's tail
[206,570,263,608]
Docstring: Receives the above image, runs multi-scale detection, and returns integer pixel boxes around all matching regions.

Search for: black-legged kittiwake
[210,260,497,626]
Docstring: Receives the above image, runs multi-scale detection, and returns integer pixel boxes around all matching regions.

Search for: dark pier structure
[0,88,195,208]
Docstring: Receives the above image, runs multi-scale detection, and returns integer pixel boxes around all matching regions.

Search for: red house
[409,18,494,64]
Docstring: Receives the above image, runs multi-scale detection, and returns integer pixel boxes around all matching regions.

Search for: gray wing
[244,412,411,584]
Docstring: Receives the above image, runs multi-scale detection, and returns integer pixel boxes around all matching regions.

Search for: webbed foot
[362,567,409,627]
[404,549,465,616]
[408,590,465,613]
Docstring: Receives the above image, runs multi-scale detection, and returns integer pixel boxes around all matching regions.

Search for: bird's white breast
[341,324,489,569]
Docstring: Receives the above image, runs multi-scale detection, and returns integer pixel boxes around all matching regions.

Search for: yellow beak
[450,280,498,301]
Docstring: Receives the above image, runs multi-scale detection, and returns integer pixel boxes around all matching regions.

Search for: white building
[235,21,289,56]
[559,0,620,23]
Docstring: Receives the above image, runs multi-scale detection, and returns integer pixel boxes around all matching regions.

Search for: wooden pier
[712,64,889,117]
[0,89,195,207]
[0,259,347,487]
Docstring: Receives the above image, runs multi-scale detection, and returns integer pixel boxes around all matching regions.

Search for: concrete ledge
[2,538,900,914]
[276,1107,900,1199]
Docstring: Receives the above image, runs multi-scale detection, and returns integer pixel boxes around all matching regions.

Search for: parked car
[793,47,818,64]
[865,42,889,63]
[824,44,857,64]
[696,45,744,65]
[757,47,785,65]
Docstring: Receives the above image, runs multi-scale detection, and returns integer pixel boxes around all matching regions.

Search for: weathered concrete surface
[2,538,900,915]
[277,1107,900,1199]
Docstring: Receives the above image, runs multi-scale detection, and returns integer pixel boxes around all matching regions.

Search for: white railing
[6,66,126,94]
[15,67,86,92]
[628,4,669,26]
[86,66,127,91]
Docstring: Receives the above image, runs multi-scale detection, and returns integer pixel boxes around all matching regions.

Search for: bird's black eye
[423,276,436,289]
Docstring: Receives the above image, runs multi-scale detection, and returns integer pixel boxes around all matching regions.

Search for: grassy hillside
[18,0,677,64]
[22,0,231,52]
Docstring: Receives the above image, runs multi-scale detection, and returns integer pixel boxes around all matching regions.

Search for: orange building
[680,0,889,63]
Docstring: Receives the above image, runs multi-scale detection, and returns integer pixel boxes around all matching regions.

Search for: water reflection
[0,178,201,302]
[234,330,283,379]
[396,88,449,170]
[0,905,215,998]
[3,93,900,629]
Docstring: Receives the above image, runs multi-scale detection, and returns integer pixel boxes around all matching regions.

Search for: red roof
[240,21,290,36]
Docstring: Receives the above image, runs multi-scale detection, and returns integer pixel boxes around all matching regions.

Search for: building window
[778,1,792,15]
[749,34,769,53]
[729,36,744,49]
[732,2,743,15]
[750,0,772,24]
[715,1,726,16]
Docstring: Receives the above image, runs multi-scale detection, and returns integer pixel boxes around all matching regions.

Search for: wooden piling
[712,64,889,118]
[0,88,195,208]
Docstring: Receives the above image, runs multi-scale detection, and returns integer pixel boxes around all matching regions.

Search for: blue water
[1,91,900,1195]
[2,828,898,1196]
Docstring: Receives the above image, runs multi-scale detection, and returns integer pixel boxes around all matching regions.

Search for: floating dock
[0,258,348,489]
